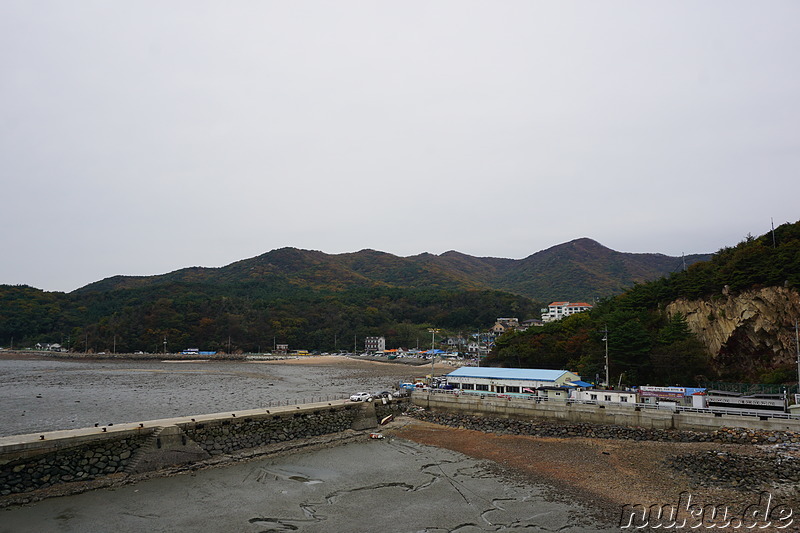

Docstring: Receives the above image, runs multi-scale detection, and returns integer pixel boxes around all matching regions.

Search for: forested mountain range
[77,238,707,301]
[1,239,705,354]
[488,221,800,385]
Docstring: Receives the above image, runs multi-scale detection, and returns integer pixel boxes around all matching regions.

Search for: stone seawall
[413,391,800,433]
[0,431,152,496]
[182,408,360,456]
[406,407,800,445]
[0,398,410,497]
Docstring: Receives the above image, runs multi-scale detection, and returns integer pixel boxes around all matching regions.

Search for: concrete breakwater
[0,398,409,497]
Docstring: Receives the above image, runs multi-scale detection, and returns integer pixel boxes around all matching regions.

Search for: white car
[349,392,372,402]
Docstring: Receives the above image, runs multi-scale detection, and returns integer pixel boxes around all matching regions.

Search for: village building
[490,317,520,335]
[574,388,638,404]
[445,367,583,394]
[466,341,489,356]
[274,344,288,355]
[519,318,544,330]
[638,386,707,408]
[35,343,65,352]
[364,336,386,353]
[541,302,593,323]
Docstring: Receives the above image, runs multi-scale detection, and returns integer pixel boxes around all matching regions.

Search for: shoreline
[0,351,445,369]
[0,420,620,532]
[3,408,798,529]
[390,418,800,529]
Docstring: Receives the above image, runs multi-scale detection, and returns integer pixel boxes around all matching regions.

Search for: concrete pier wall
[411,392,800,433]
[0,398,409,497]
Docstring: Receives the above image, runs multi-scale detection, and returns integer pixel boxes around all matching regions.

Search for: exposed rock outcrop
[666,287,800,378]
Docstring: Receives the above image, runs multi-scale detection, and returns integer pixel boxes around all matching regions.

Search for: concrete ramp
[126,426,210,474]
[350,401,378,430]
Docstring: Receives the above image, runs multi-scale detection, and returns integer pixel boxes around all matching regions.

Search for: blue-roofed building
[445,367,583,394]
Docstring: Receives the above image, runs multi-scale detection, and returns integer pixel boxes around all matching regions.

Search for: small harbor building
[574,389,638,405]
[445,367,583,394]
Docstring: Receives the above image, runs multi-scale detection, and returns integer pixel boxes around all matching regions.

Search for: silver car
[349,392,372,402]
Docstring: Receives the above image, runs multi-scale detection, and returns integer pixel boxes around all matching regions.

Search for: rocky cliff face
[666,287,800,379]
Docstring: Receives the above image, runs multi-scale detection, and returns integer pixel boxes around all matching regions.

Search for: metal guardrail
[417,388,800,421]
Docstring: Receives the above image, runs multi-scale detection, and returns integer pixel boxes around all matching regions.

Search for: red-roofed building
[541,301,593,322]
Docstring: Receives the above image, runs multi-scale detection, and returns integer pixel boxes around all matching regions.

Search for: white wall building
[575,389,637,404]
[364,336,386,353]
[541,302,593,323]
[446,367,582,394]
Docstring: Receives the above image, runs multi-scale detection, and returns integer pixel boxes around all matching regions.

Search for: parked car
[349,392,372,402]
[374,391,392,399]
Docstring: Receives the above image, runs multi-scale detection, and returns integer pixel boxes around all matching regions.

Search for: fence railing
[260,394,347,408]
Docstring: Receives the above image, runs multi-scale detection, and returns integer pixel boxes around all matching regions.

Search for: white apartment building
[364,336,386,353]
[541,301,593,323]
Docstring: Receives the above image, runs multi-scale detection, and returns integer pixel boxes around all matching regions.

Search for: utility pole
[428,328,440,378]
[163,336,167,355]
[602,326,609,388]
[772,217,777,248]
[795,320,799,402]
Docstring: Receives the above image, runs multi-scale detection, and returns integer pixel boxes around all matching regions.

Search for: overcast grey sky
[2,1,799,293]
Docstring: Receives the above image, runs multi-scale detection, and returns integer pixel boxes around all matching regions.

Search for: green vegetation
[486,220,800,386]
[1,237,697,355]
[0,280,539,354]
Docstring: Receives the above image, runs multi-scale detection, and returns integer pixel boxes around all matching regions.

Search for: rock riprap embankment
[405,407,800,444]
[669,448,800,492]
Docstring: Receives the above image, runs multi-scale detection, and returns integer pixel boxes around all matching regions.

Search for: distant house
[445,336,467,347]
[445,367,582,394]
[35,343,64,352]
[365,336,386,353]
[520,318,544,330]
[491,317,520,335]
[541,302,593,323]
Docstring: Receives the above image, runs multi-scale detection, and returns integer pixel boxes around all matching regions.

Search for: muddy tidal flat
[0,354,417,437]
[0,436,616,533]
